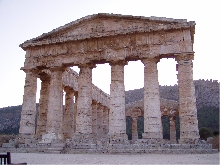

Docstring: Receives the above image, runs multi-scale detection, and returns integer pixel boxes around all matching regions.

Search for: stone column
[132,117,138,141]
[175,54,199,143]
[75,64,95,136]
[36,74,50,138]
[73,93,78,133]
[44,68,64,142]
[141,58,163,139]
[109,61,127,140]
[103,107,109,136]
[169,116,176,143]
[19,69,37,140]
[63,87,75,139]
[92,101,97,141]
[97,104,103,140]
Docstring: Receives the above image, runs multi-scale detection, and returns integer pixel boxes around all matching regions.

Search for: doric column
[97,104,103,140]
[44,68,64,142]
[103,107,109,136]
[36,74,50,138]
[75,64,95,135]
[169,116,176,143]
[19,69,37,139]
[132,117,138,141]
[141,58,163,139]
[175,54,199,143]
[73,93,78,133]
[109,61,127,140]
[63,87,75,139]
[92,101,97,140]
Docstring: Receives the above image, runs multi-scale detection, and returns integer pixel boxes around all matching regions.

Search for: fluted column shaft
[142,58,162,139]
[97,104,103,140]
[36,75,50,137]
[109,61,127,139]
[176,54,199,143]
[76,64,95,134]
[169,116,176,143]
[46,68,63,140]
[92,101,97,140]
[19,70,37,137]
[132,117,138,141]
[103,107,109,136]
[63,87,75,139]
[73,94,78,133]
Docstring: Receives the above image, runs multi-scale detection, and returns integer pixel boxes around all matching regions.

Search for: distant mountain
[0,79,219,138]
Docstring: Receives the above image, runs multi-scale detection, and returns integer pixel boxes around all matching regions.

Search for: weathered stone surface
[16,13,206,153]
[36,75,50,137]
[175,54,200,143]
[132,117,138,141]
[44,69,64,142]
[170,116,177,143]
[19,70,37,137]
[76,65,94,134]
[92,101,97,140]
[96,104,103,140]
[142,58,162,139]
[63,87,75,139]
[102,107,109,135]
[109,62,127,140]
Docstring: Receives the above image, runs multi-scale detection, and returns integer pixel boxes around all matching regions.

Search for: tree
[199,127,211,140]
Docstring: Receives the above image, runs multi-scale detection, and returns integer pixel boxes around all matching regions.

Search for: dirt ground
[9,152,219,164]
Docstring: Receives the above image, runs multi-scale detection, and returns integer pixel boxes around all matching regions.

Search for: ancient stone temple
[2,13,216,153]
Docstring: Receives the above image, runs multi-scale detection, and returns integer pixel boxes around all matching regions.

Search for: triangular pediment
[20,13,195,49]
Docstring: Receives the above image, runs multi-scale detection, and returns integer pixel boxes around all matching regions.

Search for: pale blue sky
[0,0,219,108]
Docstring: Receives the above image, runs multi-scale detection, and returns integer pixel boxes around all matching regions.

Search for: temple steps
[44,143,65,154]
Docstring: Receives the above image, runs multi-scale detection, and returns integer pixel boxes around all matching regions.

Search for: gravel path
[9,153,219,164]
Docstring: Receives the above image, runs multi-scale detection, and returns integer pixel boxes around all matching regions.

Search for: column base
[142,132,163,139]
[71,133,95,144]
[18,133,37,144]
[38,133,64,144]
[108,133,128,144]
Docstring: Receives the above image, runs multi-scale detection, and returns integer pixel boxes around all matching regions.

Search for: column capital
[141,57,160,66]
[63,86,75,94]
[22,68,39,74]
[109,60,128,66]
[175,54,194,63]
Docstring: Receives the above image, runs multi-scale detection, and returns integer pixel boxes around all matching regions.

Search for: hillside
[125,79,219,109]
[0,79,219,138]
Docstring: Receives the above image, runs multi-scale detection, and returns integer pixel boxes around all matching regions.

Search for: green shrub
[199,127,212,140]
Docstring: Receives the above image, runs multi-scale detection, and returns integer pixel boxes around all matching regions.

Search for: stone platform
[0,138,218,154]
